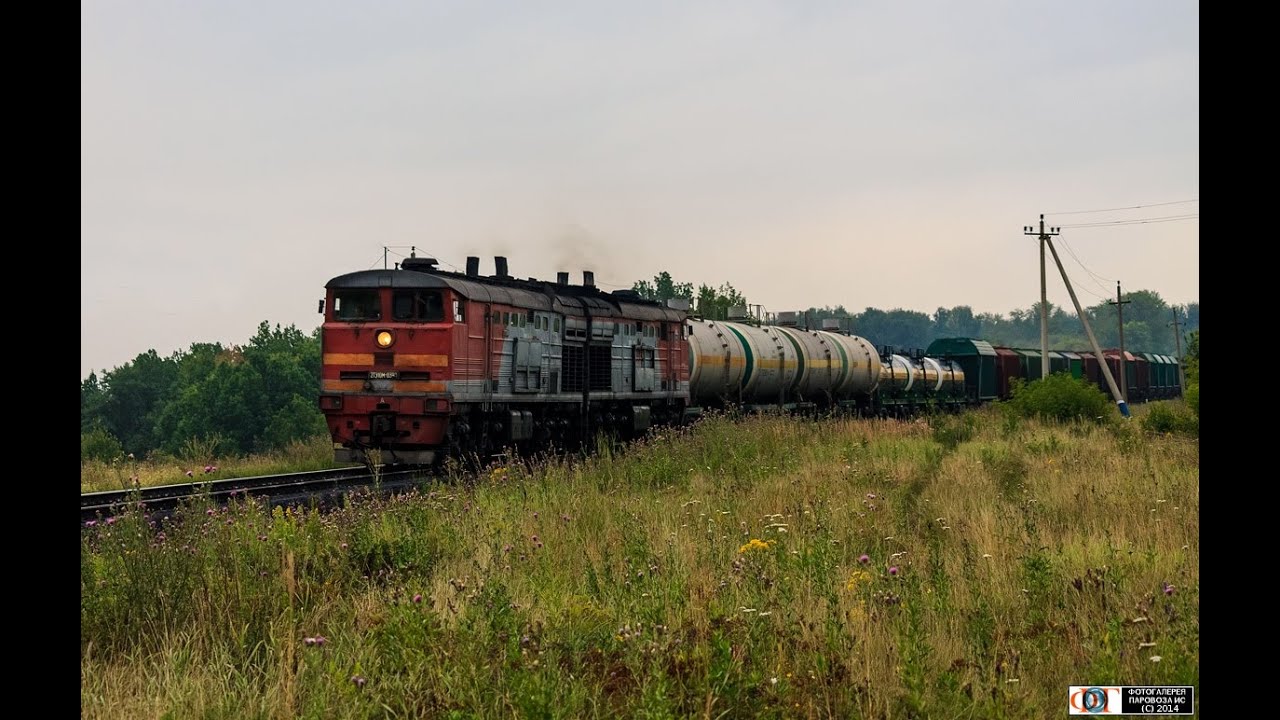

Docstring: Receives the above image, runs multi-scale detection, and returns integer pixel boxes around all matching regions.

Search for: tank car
[685,318,881,410]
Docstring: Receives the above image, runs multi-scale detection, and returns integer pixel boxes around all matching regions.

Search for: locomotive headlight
[376,330,395,348]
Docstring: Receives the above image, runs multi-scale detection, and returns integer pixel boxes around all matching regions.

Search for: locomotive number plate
[368,371,399,380]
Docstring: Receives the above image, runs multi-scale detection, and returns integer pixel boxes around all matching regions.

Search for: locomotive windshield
[333,290,381,321]
[393,290,445,322]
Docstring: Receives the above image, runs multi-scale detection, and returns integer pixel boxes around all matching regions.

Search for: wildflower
[341,542,348,550]
[84,520,97,528]
[1163,583,1175,596]
[413,594,422,603]
[206,509,216,516]
[351,675,366,688]
[1149,655,1162,663]
[889,566,899,576]
[503,544,512,553]
[858,554,870,564]
[866,493,876,499]
[186,470,194,477]
[204,465,213,473]
[739,538,775,553]
[211,466,218,472]
[770,677,778,686]
[561,513,571,522]
[105,517,116,526]
[127,453,135,460]
[258,535,268,541]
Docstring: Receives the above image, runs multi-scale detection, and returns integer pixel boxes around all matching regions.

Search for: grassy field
[81,406,1198,718]
[80,436,344,494]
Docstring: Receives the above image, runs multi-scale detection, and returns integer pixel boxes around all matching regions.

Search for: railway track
[81,465,433,525]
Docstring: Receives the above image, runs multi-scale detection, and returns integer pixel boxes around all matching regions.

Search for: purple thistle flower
[206,508,216,516]
[303,637,317,646]
[186,470,194,477]
[211,465,218,472]
[413,593,422,604]
[1163,583,1175,596]
[889,566,899,576]
[351,675,366,689]
[105,517,116,526]
[84,520,97,528]
[204,465,213,473]
[858,554,870,565]
[341,542,348,550]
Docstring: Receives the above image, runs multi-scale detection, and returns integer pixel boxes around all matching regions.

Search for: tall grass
[80,435,341,493]
[82,409,1198,718]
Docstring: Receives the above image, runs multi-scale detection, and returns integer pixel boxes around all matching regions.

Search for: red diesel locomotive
[319,255,690,464]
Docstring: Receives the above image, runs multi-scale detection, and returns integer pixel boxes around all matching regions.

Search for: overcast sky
[81,1,1198,378]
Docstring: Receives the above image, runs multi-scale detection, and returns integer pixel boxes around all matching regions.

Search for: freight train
[318,256,1179,465]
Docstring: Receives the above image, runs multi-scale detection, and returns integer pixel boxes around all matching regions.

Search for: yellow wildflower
[845,570,872,591]
[739,538,776,553]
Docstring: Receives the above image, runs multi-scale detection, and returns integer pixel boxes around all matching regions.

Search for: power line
[1047,199,1198,216]
[1060,236,1114,293]
[1060,214,1199,229]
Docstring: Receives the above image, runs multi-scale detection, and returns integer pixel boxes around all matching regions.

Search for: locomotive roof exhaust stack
[583,270,595,288]
[557,271,569,285]
[494,256,509,278]
[466,256,480,277]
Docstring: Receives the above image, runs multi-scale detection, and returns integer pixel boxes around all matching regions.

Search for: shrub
[1141,402,1198,437]
[1184,383,1198,418]
[1006,373,1113,423]
[81,425,123,462]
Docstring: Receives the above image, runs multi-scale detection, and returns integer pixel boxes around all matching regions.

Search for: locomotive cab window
[392,290,444,322]
[334,291,382,321]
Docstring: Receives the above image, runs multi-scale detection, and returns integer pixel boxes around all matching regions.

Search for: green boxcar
[1047,351,1070,376]
[925,337,998,402]
[1013,348,1044,381]
[1060,351,1084,379]
[1141,353,1165,397]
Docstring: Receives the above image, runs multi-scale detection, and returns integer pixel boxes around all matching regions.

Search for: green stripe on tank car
[831,336,849,390]
[725,325,754,389]
[781,330,805,390]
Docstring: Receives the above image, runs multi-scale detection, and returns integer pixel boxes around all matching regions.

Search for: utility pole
[1043,237,1130,418]
[1170,310,1187,394]
[1024,215,1059,380]
[1107,282,1131,402]
[384,246,389,269]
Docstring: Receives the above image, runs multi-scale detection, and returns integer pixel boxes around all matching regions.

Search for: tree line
[81,322,326,461]
[632,272,1199,356]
